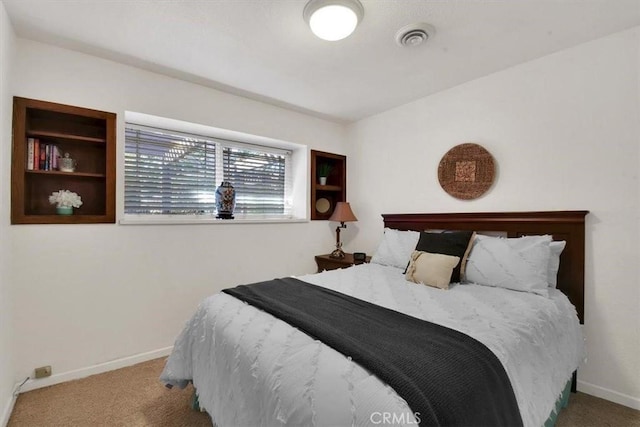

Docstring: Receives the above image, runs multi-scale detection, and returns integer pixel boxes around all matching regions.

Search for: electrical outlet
[34,366,52,379]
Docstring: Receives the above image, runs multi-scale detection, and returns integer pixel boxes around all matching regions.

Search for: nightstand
[315,253,371,273]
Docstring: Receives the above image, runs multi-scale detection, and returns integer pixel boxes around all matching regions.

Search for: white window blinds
[223,145,291,216]
[125,124,292,218]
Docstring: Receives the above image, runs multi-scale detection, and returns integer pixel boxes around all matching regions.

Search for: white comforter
[161,263,584,427]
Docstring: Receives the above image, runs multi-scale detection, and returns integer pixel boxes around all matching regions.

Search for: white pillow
[370,228,420,270]
[547,241,566,288]
[465,234,552,296]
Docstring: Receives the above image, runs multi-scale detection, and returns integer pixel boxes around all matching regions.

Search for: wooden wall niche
[11,97,116,224]
[310,150,346,220]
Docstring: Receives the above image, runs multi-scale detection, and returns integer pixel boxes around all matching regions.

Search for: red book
[39,144,46,170]
[33,139,40,170]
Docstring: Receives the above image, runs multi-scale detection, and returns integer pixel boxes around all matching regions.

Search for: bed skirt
[544,379,572,427]
[189,379,573,426]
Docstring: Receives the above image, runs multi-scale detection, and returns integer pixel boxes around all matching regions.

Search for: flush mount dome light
[304,0,364,41]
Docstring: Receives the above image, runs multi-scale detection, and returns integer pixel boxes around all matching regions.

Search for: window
[125,126,217,215]
[124,123,296,220]
[222,144,291,216]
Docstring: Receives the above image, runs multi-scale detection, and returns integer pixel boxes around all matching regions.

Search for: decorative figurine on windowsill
[215,182,236,219]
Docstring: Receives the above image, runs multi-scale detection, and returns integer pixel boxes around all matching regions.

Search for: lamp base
[329,248,346,259]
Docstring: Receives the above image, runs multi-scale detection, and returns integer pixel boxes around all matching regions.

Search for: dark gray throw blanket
[223,277,523,427]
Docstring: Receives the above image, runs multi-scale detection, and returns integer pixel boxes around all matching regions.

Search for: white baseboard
[17,346,173,394]
[577,380,640,410]
[1,383,21,427]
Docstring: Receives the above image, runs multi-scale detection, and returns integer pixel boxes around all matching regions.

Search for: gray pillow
[465,234,552,296]
[547,241,566,288]
[370,228,420,270]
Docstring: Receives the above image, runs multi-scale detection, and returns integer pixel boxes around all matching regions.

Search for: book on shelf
[28,141,60,171]
[33,138,40,170]
[52,145,59,170]
[39,144,45,170]
[26,138,34,170]
[45,144,50,171]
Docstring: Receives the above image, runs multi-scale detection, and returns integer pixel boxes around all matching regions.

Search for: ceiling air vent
[395,23,436,47]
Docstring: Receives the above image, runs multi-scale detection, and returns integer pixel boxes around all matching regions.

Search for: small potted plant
[49,189,83,215]
[318,163,331,185]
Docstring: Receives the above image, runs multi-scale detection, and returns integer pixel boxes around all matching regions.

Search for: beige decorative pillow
[405,251,461,290]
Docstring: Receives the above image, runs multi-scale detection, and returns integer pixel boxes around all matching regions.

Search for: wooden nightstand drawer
[315,253,371,273]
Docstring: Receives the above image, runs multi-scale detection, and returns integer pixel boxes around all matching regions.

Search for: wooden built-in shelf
[11,97,116,224]
[310,150,346,220]
[25,170,106,178]
[26,130,107,144]
[315,184,342,192]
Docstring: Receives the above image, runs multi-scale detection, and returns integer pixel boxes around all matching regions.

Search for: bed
[161,210,588,427]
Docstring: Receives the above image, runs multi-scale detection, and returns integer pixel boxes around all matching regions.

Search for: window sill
[119,215,308,225]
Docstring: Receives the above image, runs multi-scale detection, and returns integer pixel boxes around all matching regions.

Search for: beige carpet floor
[8,357,640,426]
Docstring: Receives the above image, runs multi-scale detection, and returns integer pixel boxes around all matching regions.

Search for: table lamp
[328,202,358,259]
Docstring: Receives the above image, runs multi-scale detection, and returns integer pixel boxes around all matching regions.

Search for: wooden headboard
[382,211,588,323]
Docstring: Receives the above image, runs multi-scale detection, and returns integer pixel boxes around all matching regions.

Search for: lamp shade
[329,202,357,222]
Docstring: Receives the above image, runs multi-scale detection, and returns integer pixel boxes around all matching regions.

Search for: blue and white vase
[215,182,236,219]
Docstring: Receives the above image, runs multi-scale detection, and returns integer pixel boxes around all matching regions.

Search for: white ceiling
[4,0,640,123]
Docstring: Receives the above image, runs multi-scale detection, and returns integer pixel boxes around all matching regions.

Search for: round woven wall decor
[438,143,496,200]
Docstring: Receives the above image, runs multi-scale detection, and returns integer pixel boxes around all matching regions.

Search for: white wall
[4,10,638,414]
[8,39,347,388]
[347,27,640,409]
[0,1,15,424]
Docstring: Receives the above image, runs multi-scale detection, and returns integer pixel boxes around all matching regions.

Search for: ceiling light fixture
[303,0,364,41]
